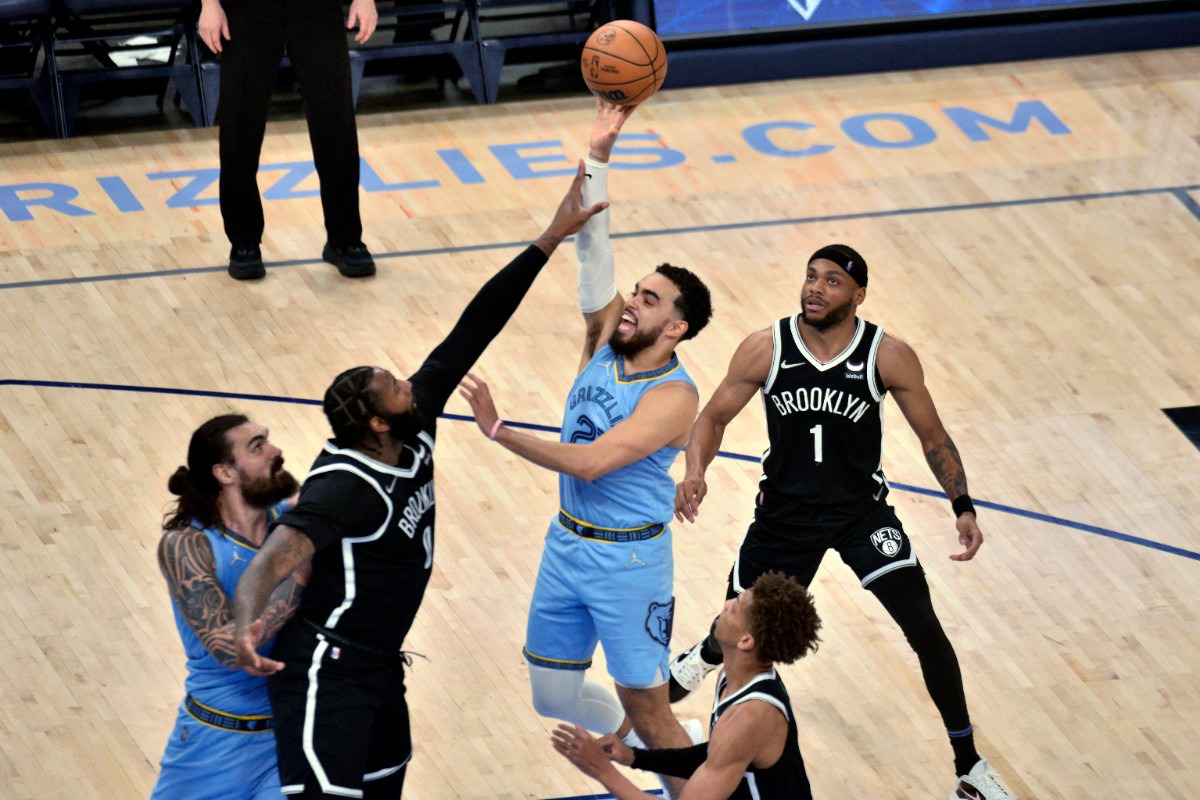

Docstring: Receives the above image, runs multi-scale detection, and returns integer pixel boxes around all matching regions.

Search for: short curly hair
[655,263,713,342]
[747,571,822,665]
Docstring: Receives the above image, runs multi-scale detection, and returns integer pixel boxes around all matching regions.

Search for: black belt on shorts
[557,511,665,542]
[300,617,410,665]
[184,694,273,732]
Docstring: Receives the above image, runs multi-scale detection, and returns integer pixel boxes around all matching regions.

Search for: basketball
[581,20,668,105]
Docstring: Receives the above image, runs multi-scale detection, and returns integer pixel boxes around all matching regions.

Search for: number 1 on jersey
[809,424,823,463]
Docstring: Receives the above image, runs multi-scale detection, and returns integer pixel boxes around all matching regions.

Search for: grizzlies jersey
[758,316,887,525]
[559,344,695,528]
[169,502,286,717]
[711,669,812,800]
[275,424,437,652]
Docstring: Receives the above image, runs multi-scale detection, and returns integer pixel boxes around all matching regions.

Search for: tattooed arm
[157,527,307,670]
[232,524,316,676]
[878,333,984,561]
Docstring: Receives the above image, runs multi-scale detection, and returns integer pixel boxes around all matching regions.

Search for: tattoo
[260,576,304,641]
[924,435,969,499]
[159,527,306,669]
[159,527,238,668]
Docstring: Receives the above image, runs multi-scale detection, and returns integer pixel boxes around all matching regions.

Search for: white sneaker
[682,717,706,745]
[668,641,720,702]
[621,726,646,749]
[950,758,1015,800]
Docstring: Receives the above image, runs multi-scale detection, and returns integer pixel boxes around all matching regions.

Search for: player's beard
[241,458,299,509]
[382,408,426,446]
[801,295,855,331]
[610,319,666,358]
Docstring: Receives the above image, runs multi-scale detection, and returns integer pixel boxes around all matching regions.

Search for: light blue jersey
[559,344,695,528]
[526,346,695,688]
[152,503,287,800]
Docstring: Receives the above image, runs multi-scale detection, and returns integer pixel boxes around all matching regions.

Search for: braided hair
[162,414,248,532]
[323,366,381,447]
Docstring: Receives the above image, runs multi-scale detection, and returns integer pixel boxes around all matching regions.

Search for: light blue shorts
[151,699,282,800]
[524,517,675,688]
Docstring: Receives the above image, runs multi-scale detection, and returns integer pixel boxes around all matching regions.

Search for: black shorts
[268,623,411,797]
[731,503,919,593]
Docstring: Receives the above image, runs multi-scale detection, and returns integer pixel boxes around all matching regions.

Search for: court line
[3,378,1197,562]
[2,182,1198,292]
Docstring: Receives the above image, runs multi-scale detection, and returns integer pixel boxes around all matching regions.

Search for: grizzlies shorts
[524,517,674,688]
[733,502,917,593]
[151,699,281,800]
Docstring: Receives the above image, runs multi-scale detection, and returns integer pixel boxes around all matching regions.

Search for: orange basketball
[581,20,668,105]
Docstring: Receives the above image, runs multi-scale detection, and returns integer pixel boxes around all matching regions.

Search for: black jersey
[757,315,888,525]
[711,669,812,800]
[273,244,551,652]
[276,424,436,652]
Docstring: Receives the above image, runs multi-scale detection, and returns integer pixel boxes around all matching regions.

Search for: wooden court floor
[1,47,1198,800]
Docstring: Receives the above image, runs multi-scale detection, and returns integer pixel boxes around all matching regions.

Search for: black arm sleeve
[410,244,549,417]
[630,742,710,779]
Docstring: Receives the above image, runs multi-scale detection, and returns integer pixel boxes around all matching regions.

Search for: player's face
[801,260,862,331]
[610,273,684,357]
[370,369,415,416]
[369,369,423,443]
[714,589,754,647]
[226,422,298,508]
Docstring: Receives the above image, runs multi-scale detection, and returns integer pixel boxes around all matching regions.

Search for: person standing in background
[198,0,379,280]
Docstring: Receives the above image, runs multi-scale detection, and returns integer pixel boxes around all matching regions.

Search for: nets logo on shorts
[870,527,903,557]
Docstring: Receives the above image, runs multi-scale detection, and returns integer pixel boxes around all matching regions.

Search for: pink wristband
[488,419,504,440]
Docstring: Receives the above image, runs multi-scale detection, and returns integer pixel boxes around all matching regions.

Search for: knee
[529,669,580,721]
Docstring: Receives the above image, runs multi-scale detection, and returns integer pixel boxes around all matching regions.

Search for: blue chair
[49,0,207,135]
[0,0,63,135]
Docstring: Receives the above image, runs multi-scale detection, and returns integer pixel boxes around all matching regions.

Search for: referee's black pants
[217,0,363,250]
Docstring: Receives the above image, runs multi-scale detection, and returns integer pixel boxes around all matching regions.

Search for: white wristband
[576,157,617,313]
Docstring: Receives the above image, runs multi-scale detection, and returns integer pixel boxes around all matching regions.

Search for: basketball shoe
[668,640,721,703]
[951,758,1015,800]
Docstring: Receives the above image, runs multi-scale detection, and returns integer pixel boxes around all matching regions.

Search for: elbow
[574,464,604,483]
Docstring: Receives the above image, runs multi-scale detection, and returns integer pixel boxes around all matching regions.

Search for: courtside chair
[351,0,489,105]
[0,0,63,136]
[48,0,206,136]
[475,0,614,103]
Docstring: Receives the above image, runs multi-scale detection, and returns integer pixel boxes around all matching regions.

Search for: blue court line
[1173,188,1200,223]
[2,183,1198,292]
[4,378,1197,562]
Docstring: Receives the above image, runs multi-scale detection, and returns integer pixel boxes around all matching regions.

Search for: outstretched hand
[950,513,983,561]
[534,161,610,255]
[234,619,285,676]
[552,724,627,778]
[458,372,502,440]
[588,97,638,163]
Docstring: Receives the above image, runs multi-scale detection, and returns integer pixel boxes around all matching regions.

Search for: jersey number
[570,414,599,444]
[809,424,823,463]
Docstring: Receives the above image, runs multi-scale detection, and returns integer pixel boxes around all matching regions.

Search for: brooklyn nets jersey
[274,422,437,653]
[711,669,811,800]
[758,315,887,525]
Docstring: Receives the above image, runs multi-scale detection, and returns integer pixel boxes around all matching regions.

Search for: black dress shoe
[323,242,376,278]
[228,245,265,280]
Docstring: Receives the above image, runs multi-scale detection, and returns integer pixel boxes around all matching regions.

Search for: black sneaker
[228,245,265,280]
[323,242,376,278]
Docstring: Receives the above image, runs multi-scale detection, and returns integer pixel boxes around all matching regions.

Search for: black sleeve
[410,244,549,417]
[272,470,387,553]
[630,742,710,779]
